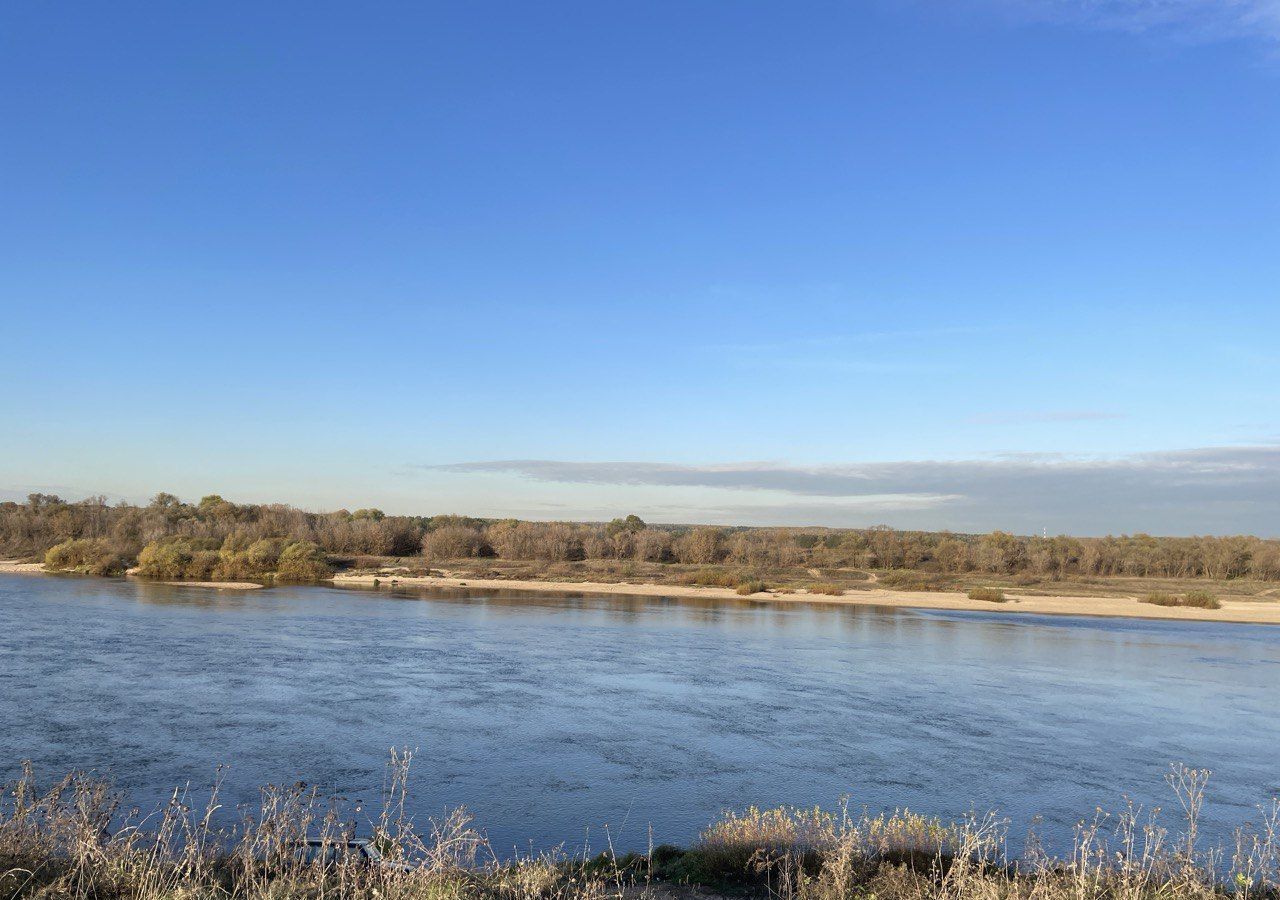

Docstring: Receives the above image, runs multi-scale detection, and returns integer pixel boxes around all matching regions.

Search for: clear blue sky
[3,1,1278,534]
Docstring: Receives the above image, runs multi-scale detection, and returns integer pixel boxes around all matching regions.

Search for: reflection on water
[1,574,1277,855]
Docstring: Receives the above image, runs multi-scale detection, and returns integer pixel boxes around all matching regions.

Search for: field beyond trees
[4,492,1280,600]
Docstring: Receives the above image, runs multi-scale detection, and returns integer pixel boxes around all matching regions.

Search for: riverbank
[332,570,1280,625]
[6,559,1280,623]
[160,580,263,590]
[1,561,262,590]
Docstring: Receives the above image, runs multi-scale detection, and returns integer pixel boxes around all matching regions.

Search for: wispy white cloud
[982,0,1280,43]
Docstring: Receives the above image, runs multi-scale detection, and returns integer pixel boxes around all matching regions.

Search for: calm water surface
[1,573,1277,855]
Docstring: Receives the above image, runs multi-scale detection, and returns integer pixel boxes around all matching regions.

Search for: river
[1,573,1276,856]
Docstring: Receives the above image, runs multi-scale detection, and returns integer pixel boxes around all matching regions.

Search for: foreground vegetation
[5,493,1280,593]
[2,756,1277,900]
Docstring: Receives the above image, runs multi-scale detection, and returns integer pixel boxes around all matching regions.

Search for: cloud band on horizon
[420,445,1280,536]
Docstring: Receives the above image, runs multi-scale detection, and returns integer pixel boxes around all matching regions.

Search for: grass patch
[967,587,1007,603]
[1142,590,1221,610]
[680,569,769,595]
[1183,590,1221,608]
[879,571,950,592]
[806,582,845,596]
[679,568,740,588]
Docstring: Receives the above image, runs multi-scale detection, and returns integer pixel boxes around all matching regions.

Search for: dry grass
[967,587,1007,603]
[3,759,1277,900]
[1141,591,1222,610]
[806,583,845,596]
[676,569,770,595]
[879,572,951,592]
[668,766,1280,900]
[678,569,741,589]
[1183,590,1222,609]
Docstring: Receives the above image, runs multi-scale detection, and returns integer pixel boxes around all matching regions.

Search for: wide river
[1,573,1277,857]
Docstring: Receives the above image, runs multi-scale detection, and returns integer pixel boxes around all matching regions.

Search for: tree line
[3,492,1279,581]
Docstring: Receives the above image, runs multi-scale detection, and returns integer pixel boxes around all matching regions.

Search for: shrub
[187,550,220,580]
[422,525,486,560]
[209,537,285,581]
[275,541,332,581]
[967,587,1007,603]
[1141,592,1180,606]
[807,582,844,596]
[44,539,129,576]
[674,527,726,564]
[245,537,286,571]
[736,579,767,595]
[136,535,328,582]
[137,537,212,579]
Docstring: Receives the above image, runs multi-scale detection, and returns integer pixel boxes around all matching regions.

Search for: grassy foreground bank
[3,757,1278,900]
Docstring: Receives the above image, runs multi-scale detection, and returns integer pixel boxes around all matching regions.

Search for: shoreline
[160,580,264,590]
[0,561,261,590]
[7,560,1279,624]
[331,572,1280,625]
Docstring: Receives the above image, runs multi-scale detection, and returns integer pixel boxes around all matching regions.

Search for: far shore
[1,561,261,590]
[6,559,1279,624]
[330,571,1280,625]
[160,580,264,590]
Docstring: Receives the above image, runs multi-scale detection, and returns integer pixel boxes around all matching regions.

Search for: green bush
[44,539,129,576]
[967,587,1007,603]
[275,541,332,581]
[136,537,212,579]
[137,535,329,582]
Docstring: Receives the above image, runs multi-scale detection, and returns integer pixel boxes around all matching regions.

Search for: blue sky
[2,1,1278,534]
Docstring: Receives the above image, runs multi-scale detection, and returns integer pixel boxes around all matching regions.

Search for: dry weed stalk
[2,760,1277,900]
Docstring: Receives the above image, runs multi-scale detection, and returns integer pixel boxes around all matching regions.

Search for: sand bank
[160,580,264,590]
[331,572,1280,625]
[0,561,261,590]
[0,560,46,574]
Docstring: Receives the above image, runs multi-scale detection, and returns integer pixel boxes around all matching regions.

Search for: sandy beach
[0,560,46,574]
[1,561,262,590]
[160,580,264,590]
[331,572,1280,625]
